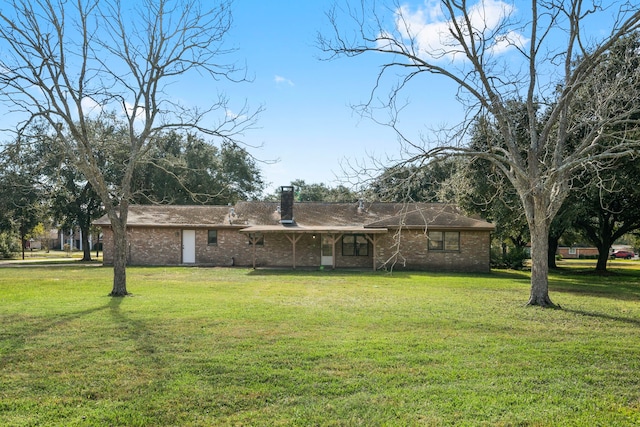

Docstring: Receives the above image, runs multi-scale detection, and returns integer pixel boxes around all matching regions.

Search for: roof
[239,225,388,234]
[364,204,495,230]
[93,201,495,232]
[92,205,240,228]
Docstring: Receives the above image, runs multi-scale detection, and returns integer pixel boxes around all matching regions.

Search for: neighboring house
[93,187,495,272]
[557,246,600,259]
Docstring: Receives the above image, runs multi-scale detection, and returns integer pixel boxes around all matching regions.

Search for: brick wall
[557,247,599,259]
[375,229,491,273]
[101,227,491,272]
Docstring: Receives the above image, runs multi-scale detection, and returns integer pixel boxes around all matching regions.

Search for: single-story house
[94,187,495,272]
[557,246,600,259]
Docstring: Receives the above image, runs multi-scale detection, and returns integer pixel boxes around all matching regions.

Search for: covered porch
[239,225,388,270]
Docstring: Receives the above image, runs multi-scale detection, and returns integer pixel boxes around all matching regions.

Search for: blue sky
[0,0,464,196]
[211,0,626,195]
[212,0,465,194]
[0,0,624,196]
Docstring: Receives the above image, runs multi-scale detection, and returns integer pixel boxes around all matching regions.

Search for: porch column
[285,233,302,269]
[365,234,378,271]
[332,234,343,270]
[249,234,260,269]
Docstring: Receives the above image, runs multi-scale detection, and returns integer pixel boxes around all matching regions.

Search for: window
[207,230,218,246]
[248,233,264,247]
[342,234,369,256]
[428,231,460,251]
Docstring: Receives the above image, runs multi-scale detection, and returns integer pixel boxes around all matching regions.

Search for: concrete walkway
[0,257,103,267]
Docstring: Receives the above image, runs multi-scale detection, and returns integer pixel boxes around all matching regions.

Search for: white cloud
[274,75,295,86]
[390,0,528,61]
[124,101,145,123]
[226,108,247,121]
[81,96,103,116]
[489,30,528,55]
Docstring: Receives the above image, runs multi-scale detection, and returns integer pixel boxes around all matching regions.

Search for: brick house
[94,188,495,272]
[556,246,600,259]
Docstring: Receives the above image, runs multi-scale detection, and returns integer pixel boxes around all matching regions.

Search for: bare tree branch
[319,0,640,307]
[0,0,259,295]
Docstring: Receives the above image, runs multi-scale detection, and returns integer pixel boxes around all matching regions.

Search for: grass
[1,263,639,426]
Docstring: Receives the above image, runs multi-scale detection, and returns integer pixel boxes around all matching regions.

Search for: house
[557,246,600,259]
[93,187,495,272]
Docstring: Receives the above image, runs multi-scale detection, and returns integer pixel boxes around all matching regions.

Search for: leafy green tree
[458,107,579,269]
[50,173,103,261]
[571,157,640,271]
[366,160,457,203]
[457,112,530,250]
[287,179,358,202]
[8,118,122,261]
[565,31,640,271]
[0,144,44,259]
[134,133,264,205]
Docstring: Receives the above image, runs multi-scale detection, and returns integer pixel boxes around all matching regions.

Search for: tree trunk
[110,220,128,297]
[527,220,558,308]
[595,244,610,272]
[20,227,26,260]
[80,224,92,262]
[548,233,559,269]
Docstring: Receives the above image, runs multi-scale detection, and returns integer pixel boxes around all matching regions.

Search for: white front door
[321,235,334,266]
[182,230,196,264]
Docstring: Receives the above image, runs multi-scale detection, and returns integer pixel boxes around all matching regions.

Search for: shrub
[0,232,19,259]
[491,246,529,270]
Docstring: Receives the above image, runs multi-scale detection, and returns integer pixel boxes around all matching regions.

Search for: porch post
[248,234,258,269]
[332,234,343,270]
[285,233,302,269]
[364,233,377,271]
[372,234,377,271]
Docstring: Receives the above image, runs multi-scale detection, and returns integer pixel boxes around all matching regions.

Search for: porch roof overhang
[239,225,388,234]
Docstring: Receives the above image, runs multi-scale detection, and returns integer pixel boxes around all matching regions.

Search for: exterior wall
[259,234,320,267]
[102,228,114,264]
[557,246,600,259]
[101,226,491,272]
[198,229,252,266]
[375,229,491,273]
[102,227,182,265]
[130,228,181,265]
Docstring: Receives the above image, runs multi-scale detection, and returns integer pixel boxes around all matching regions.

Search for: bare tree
[0,0,259,296]
[319,0,640,307]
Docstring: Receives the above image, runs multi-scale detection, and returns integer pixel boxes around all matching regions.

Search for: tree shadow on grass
[563,308,640,327]
[549,267,640,302]
[551,280,640,302]
[107,295,162,360]
[1,304,111,359]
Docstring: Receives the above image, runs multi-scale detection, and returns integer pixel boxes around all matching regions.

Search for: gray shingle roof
[93,205,236,228]
[94,202,494,231]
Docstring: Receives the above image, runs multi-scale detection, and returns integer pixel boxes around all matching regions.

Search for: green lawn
[1,263,639,426]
